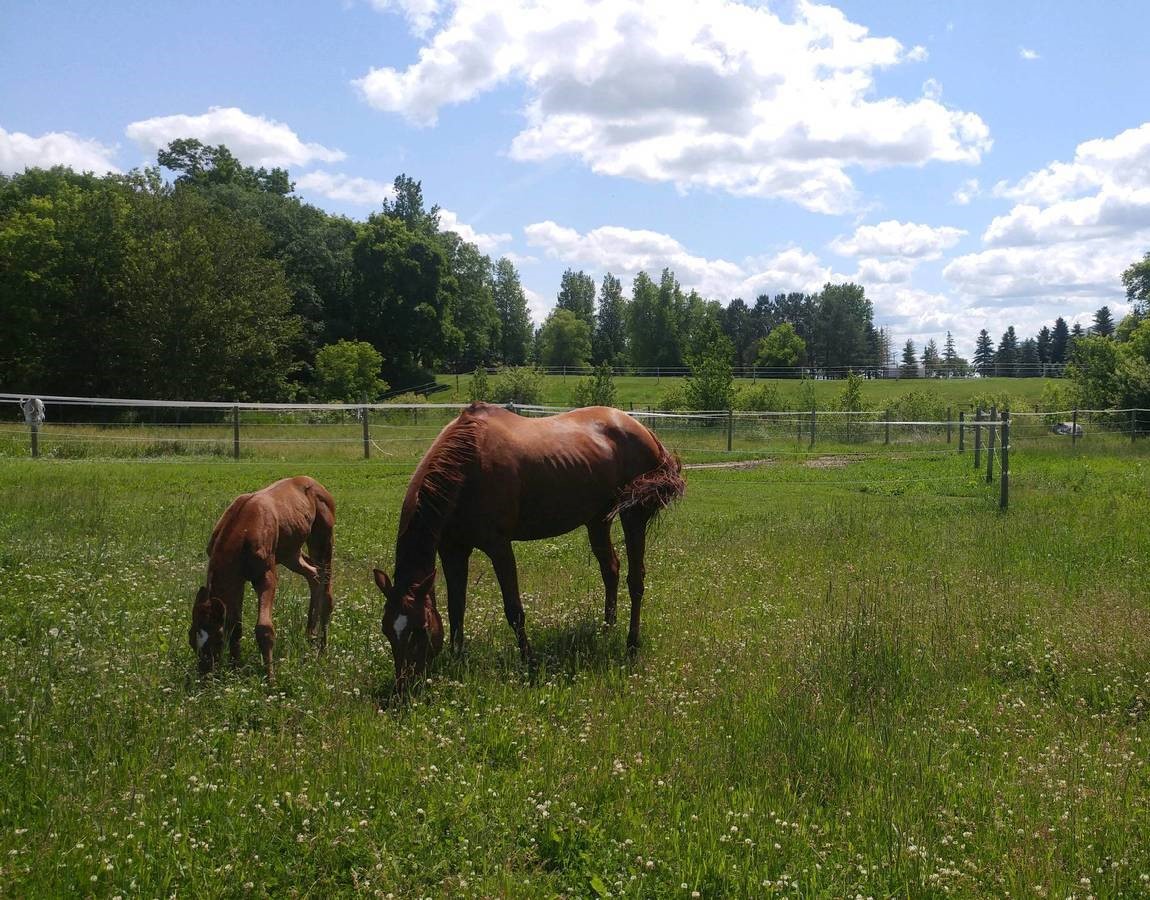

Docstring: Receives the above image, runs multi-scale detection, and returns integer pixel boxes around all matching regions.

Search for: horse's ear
[194,586,209,609]
[373,569,393,595]
[414,570,436,600]
[210,595,225,617]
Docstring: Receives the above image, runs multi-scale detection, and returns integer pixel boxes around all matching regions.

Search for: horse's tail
[611,441,685,524]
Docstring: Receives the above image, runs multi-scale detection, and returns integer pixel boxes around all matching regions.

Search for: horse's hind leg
[621,509,652,654]
[587,520,619,626]
[487,541,534,668]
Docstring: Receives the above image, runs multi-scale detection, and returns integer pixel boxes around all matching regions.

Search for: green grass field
[435,374,1057,411]
[2,440,1149,897]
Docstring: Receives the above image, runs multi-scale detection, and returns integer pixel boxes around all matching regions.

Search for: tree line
[0,142,534,401]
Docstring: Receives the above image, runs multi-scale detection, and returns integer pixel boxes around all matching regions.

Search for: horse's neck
[393,514,440,590]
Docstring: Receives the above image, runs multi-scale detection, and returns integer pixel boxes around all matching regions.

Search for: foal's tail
[611,442,686,524]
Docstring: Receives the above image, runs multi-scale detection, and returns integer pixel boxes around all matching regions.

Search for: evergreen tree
[1092,305,1115,337]
[1069,322,1086,359]
[922,338,941,376]
[996,326,1020,376]
[1018,338,1040,375]
[943,330,958,375]
[1051,317,1070,364]
[1036,326,1052,364]
[974,329,995,375]
[592,272,628,364]
[899,339,919,377]
[493,257,532,365]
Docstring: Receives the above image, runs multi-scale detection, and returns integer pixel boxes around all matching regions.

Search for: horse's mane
[396,408,484,569]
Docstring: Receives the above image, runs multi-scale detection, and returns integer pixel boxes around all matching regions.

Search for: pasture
[433,374,1055,411]
[1,442,1149,897]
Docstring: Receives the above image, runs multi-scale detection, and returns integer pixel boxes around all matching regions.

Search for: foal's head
[188,587,226,675]
[373,568,443,695]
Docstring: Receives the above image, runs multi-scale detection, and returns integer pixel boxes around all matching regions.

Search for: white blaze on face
[195,629,210,651]
[393,614,408,642]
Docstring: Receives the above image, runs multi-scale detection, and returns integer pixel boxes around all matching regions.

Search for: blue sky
[4,0,1150,359]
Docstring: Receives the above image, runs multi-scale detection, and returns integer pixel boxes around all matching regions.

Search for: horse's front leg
[621,510,651,655]
[439,542,472,654]
[252,569,279,679]
[486,541,534,668]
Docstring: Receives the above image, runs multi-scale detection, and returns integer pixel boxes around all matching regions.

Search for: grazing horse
[189,476,335,678]
[373,402,684,694]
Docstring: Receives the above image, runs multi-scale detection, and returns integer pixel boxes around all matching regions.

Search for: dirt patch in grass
[803,455,853,469]
[683,458,776,471]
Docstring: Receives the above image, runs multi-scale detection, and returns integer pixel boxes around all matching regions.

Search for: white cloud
[357,0,990,213]
[830,219,966,258]
[295,170,394,204]
[0,126,120,174]
[523,286,550,324]
[525,219,854,301]
[922,78,942,101]
[1019,47,1040,61]
[952,177,980,205]
[368,0,443,34]
[855,257,915,284]
[906,45,929,62]
[437,208,512,253]
[126,107,345,168]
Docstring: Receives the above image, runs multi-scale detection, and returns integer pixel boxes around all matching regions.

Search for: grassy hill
[435,373,1063,412]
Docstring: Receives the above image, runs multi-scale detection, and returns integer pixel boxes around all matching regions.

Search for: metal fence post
[958,410,965,452]
[1071,408,1078,448]
[985,406,997,484]
[726,409,733,452]
[232,405,240,460]
[946,406,952,444]
[885,409,891,445]
[974,406,982,469]
[1132,409,1137,443]
[1000,410,1010,510]
[362,404,370,459]
[809,408,816,449]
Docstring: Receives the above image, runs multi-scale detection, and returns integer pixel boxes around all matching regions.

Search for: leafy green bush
[468,367,491,403]
[734,383,783,411]
[571,363,617,408]
[492,366,544,405]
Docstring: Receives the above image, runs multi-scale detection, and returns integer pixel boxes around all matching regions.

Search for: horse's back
[451,404,669,540]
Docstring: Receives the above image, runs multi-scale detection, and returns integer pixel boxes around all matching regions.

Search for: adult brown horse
[373,402,684,694]
[189,476,335,678]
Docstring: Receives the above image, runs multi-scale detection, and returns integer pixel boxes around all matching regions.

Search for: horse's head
[374,568,443,695]
[188,586,226,675]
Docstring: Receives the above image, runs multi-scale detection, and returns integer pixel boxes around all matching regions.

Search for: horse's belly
[507,490,612,541]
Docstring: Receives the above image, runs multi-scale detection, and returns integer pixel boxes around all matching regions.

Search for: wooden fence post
[974,406,983,469]
[1072,408,1078,448]
[362,403,370,460]
[985,406,997,484]
[884,409,891,445]
[726,409,733,452]
[30,421,39,459]
[1000,410,1010,510]
[809,408,816,449]
[232,405,240,460]
[1132,409,1137,443]
[958,410,965,452]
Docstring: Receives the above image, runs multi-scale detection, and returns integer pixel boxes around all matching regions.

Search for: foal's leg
[222,582,244,667]
[284,553,324,646]
[586,520,620,626]
[439,543,472,654]
[620,510,652,653]
[486,541,534,667]
[252,568,279,679]
[299,529,335,652]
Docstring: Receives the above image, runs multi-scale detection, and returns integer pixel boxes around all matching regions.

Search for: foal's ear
[373,569,393,595]
[194,586,209,609]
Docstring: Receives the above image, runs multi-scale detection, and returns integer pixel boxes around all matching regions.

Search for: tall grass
[0,446,1148,896]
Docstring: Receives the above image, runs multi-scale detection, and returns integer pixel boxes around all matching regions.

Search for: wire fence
[1,393,1145,464]
[463,363,1071,379]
